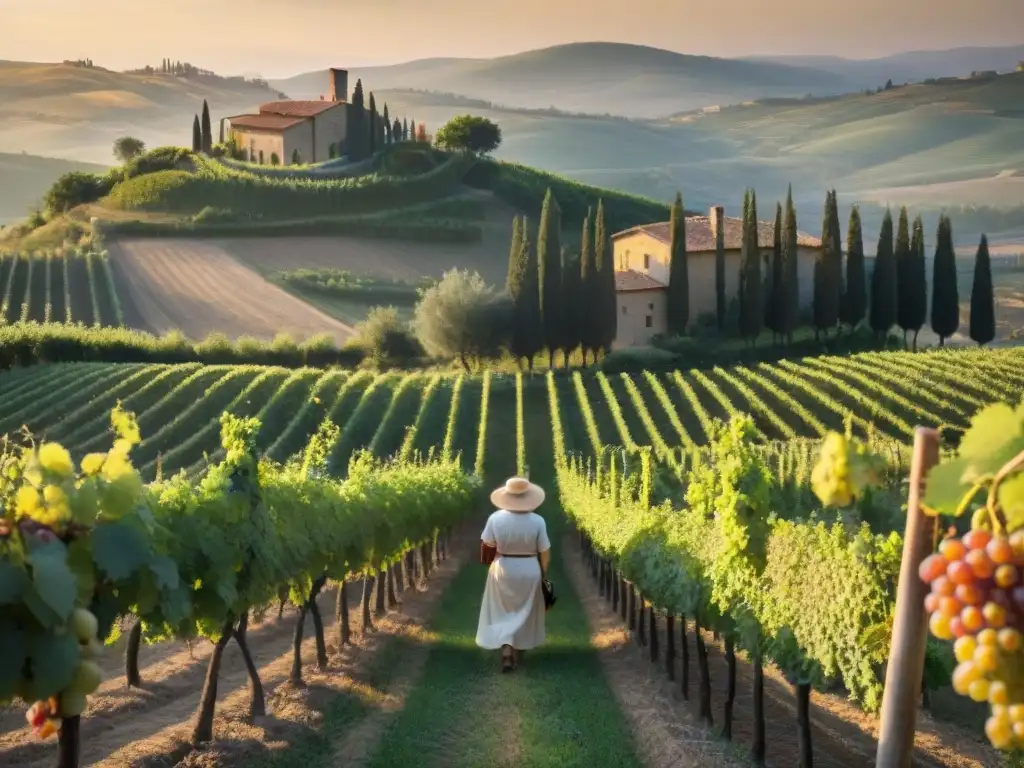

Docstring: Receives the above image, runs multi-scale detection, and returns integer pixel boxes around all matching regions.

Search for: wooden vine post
[875,427,940,768]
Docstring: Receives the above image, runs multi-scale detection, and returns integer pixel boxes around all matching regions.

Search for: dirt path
[0,544,459,767]
[569,534,1001,768]
[108,239,354,343]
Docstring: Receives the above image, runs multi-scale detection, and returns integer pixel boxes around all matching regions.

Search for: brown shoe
[501,644,514,672]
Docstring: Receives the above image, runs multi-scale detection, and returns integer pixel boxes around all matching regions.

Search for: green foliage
[463,157,670,234]
[766,202,784,337]
[0,248,120,327]
[560,418,903,712]
[813,190,841,336]
[104,154,472,218]
[112,136,146,164]
[780,187,800,340]
[350,306,422,366]
[275,268,432,307]
[870,208,897,337]
[412,269,512,368]
[739,189,763,341]
[843,205,867,330]
[43,173,112,215]
[538,189,565,358]
[594,199,617,352]
[0,323,364,371]
[930,214,960,344]
[506,215,544,366]
[970,235,996,346]
[433,115,502,155]
[666,192,689,335]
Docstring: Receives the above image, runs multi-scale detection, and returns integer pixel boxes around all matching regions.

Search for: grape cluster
[920,529,1024,750]
[24,608,104,740]
[811,432,884,508]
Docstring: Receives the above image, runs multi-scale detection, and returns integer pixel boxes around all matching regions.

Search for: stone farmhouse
[226,68,349,165]
[611,206,822,348]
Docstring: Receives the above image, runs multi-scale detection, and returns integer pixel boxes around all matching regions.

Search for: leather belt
[498,553,535,558]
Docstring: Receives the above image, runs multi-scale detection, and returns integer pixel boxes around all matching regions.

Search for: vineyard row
[0,250,123,327]
[0,348,1020,486]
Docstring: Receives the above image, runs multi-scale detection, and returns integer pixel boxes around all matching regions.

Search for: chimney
[709,205,724,239]
[329,68,349,103]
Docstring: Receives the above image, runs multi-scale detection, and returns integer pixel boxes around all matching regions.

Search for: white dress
[475,509,552,650]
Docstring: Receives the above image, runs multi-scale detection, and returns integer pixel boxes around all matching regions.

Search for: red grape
[919,553,949,583]
[966,549,995,580]
[989,538,1015,565]
[964,530,994,551]
[949,560,977,585]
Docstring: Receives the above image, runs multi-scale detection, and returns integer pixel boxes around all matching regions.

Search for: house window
[643,253,650,270]
[259,150,264,164]
[621,305,627,315]
[645,315,653,328]
[648,302,654,311]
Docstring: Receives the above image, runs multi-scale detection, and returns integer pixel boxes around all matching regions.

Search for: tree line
[505,189,619,368]
[654,187,996,350]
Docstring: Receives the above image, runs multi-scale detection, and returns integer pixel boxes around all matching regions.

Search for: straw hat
[490,477,545,512]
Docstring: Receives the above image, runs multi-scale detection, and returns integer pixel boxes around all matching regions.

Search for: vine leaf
[923,457,972,517]
[956,403,1024,481]
[25,630,79,702]
[0,561,29,605]
[27,542,76,624]
[92,521,151,581]
[998,473,1024,534]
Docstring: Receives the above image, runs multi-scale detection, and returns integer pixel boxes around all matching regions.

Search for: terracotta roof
[614,269,666,292]
[227,114,308,131]
[613,215,822,251]
[259,100,343,118]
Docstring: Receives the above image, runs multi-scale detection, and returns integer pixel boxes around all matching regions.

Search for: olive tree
[413,269,512,369]
[433,115,502,155]
[113,136,146,163]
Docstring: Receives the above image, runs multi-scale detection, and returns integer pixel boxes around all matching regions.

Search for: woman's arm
[538,548,550,577]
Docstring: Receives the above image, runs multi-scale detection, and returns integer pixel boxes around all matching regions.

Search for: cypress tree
[830,191,846,332]
[781,186,800,344]
[739,189,763,344]
[507,216,543,368]
[870,208,897,341]
[218,117,225,145]
[969,235,995,346]
[895,206,913,345]
[402,118,409,141]
[767,201,784,342]
[843,205,867,331]
[200,99,212,153]
[393,118,402,143]
[367,93,378,155]
[538,189,565,367]
[813,190,840,339]
[350,80,366,160]
[562,247,582,365]
[930,215,959,346]
[714,206,726,332]
[907,214,928,350]
[594,199,617,354]
[666,192,689,335]
[191,114,202,153]
[578,208,597,363]
[506,216,524,294]
[382,103,391,145]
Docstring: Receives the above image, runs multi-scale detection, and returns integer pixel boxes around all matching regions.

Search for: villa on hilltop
[226,68,350,165]
[611,206,822,347]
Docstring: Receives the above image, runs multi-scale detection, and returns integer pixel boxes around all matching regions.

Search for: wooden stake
[876,427,939,768]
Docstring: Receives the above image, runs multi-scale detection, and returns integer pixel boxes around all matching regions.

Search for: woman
[476,476,551,672]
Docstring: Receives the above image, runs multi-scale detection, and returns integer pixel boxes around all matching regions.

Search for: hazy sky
[3,0,1022,77]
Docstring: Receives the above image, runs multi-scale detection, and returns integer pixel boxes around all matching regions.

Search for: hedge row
[105,154,473,218]
[0,323,367,371]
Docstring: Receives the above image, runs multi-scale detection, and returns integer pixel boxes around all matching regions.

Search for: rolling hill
[0,60,285,163]
[745,45,1024,90]
[365,72,1024,250]
[271,42,851,118]
[0,152,108,223]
